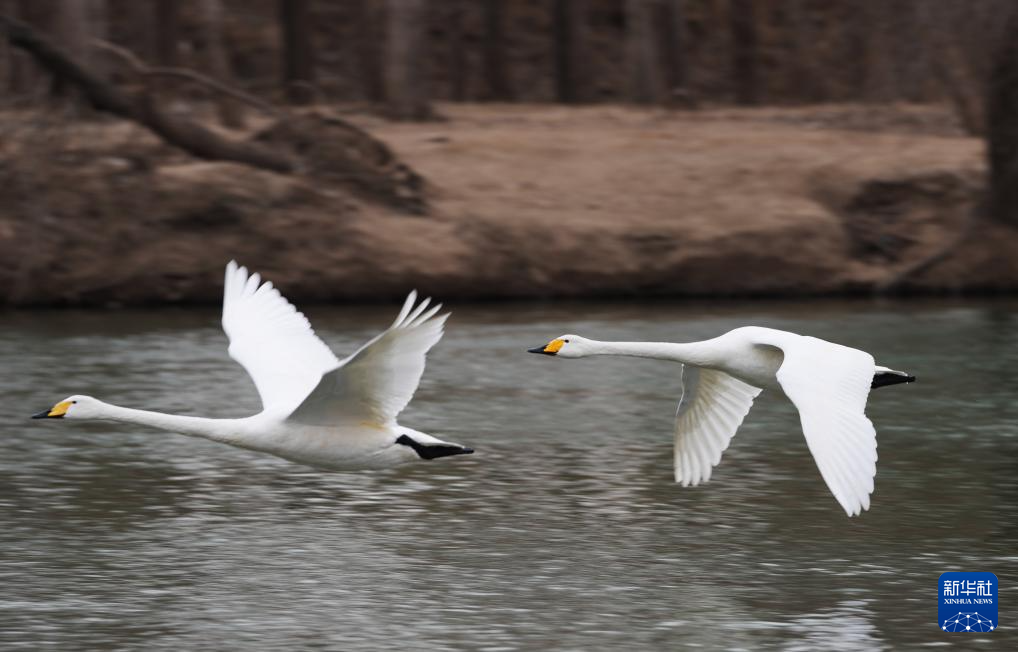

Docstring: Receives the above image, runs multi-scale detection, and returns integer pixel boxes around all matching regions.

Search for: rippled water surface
[2,299,1016,650]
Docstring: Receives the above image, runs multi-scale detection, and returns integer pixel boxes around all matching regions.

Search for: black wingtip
[872,372,916,389]
[396,434,474,460]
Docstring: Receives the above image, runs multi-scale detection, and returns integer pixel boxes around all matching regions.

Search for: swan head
[32,395,101,420]
[527,334,592,358]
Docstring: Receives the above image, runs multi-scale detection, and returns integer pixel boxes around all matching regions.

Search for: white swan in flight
[528,328,914,516]
[33,261,473,469]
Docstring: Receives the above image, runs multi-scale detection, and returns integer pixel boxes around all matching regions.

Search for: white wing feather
[674,367,762,486]
[221,261,340,412]
[286,291,448,426]
[768,334,878,517]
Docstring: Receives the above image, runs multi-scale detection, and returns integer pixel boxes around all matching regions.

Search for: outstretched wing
[766,334,878,517]
[286,292,448,427]
[674,367,762,486]
[221,261,340,412]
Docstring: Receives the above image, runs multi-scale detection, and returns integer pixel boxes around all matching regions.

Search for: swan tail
[871,367,915,389]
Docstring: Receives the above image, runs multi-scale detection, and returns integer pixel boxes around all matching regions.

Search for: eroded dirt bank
[1,104,1016,307]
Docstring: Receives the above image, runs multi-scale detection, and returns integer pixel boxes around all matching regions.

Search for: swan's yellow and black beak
[528,339,564,356]
[32,401,71,419]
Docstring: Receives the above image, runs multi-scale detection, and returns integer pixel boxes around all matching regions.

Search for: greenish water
[1,299,1016,650]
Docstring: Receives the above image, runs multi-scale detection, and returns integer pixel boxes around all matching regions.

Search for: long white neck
[584,339,716,366]
[95,401,244,444]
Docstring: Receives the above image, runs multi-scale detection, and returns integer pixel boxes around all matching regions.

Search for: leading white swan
[528,328,914,516]
[33,261,473,469]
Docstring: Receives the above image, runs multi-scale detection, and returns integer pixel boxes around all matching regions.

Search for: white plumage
[674,366,761,488]
[33,261,473,469]
[222,262,340,413]
[530,326,913,516]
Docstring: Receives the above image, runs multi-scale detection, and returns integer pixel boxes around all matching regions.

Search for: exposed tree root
[874,211,979,294]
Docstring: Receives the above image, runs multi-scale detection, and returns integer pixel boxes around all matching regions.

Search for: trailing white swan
[529,327,914,516]
[33,261,472,469]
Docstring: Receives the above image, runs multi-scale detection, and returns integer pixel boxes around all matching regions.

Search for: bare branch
[91,39,279,118]
[90,37,146,74]
[146,67,280,118]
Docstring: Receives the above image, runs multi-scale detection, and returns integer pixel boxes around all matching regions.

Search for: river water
[1,299,1015,650]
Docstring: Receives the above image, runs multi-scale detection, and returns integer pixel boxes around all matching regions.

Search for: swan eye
[72,401,77,404]
[564,339,570,343]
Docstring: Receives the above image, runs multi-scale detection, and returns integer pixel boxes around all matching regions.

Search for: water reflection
[1,299,1016,649]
